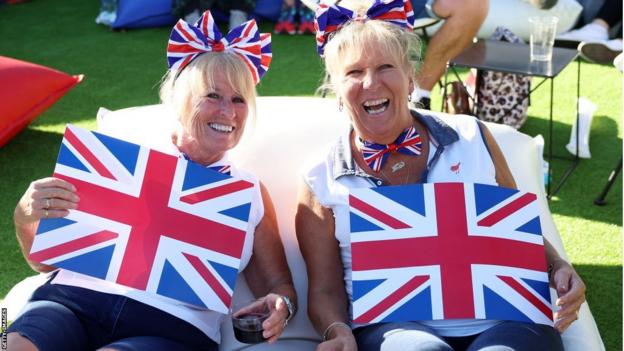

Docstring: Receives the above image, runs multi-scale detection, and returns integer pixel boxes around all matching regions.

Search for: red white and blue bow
[359,126,422,172]
[182,153,231,174]
[167,11,272,85]
[208,165,231,175]
[314,0,415,56]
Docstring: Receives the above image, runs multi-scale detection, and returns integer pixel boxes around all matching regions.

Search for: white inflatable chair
[2,97,604,351]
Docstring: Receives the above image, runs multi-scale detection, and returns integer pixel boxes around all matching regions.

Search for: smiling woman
[333,40,414,145]
[295,1,587,351]
[319,0,419,147]
[7,10,296,351]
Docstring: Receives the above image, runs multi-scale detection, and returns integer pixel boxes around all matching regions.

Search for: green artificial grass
[0,0,621,349]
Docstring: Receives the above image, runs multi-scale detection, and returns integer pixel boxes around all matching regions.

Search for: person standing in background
[173,0,256,30]
[275,0,316,35]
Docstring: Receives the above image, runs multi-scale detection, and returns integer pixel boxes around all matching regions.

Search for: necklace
[379,158,412,185]
[391,161,405,173]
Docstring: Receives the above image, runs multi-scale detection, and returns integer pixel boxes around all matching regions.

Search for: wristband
[322,321,351,341]
[280,295,295,324]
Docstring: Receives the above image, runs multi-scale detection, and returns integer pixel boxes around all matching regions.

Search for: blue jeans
[8,280,218,351]
[354,321,563,351]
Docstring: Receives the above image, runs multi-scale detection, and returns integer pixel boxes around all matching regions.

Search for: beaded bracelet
[322,321,351,341]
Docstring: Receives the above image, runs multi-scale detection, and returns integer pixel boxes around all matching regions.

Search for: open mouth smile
[362,98,389,115]
[208,122,235,133]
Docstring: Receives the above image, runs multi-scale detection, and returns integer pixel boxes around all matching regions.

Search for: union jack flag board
[30,125,255,313]
[349,182,553,325]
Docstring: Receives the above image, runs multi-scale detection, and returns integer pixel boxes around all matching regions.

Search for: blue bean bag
[253,0,282,21]
[111,0,175,29]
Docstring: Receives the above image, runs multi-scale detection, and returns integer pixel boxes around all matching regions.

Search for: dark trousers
[596,0,622,29]
[354,320,564,351]
[8,281,218,351]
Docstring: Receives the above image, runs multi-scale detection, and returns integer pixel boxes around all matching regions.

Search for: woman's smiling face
[176,70,249,165]
[335,39,414,144]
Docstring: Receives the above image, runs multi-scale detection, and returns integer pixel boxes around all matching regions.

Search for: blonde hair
[159,52,257,133]
[319,1,421,95]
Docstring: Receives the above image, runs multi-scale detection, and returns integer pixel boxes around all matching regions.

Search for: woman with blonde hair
[9,11,295,351]
[296,1,586,350]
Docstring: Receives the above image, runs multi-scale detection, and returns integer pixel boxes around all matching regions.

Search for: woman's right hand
[317,328,357,351]
[15,177,79,226]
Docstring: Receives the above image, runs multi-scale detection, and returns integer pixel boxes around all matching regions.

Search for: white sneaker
[523,0,558,9]
[557,23,609,43]
[184,10,200,24]
[95,10,117,26]
[579,39,623,64]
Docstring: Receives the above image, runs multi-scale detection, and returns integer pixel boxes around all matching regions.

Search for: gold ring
[45,198,51,209]
[44,209,49,218]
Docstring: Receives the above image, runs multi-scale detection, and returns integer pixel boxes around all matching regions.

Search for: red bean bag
[0,56,83,147]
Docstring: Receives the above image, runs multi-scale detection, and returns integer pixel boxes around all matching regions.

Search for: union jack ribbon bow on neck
[182,153,231,175]
[167,11,272,84]
[359,125,422,172]
[314,0,415,56]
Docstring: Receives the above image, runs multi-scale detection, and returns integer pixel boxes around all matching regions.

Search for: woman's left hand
[550,259,586,332]
[234,294,290,343]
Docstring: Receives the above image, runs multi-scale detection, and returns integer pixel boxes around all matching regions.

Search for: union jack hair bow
[314,0,415,56]
[167,11,272,85]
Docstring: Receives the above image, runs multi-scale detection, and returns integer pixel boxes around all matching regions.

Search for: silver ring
[44,209,49,218]
[45,198,51,209]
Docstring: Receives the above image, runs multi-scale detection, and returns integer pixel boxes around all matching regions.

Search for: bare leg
[415,0,488,91]
[7,332,39,351]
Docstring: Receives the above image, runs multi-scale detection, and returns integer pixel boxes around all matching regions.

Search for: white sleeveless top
[51,154,264,343]
[302,112,501,336]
